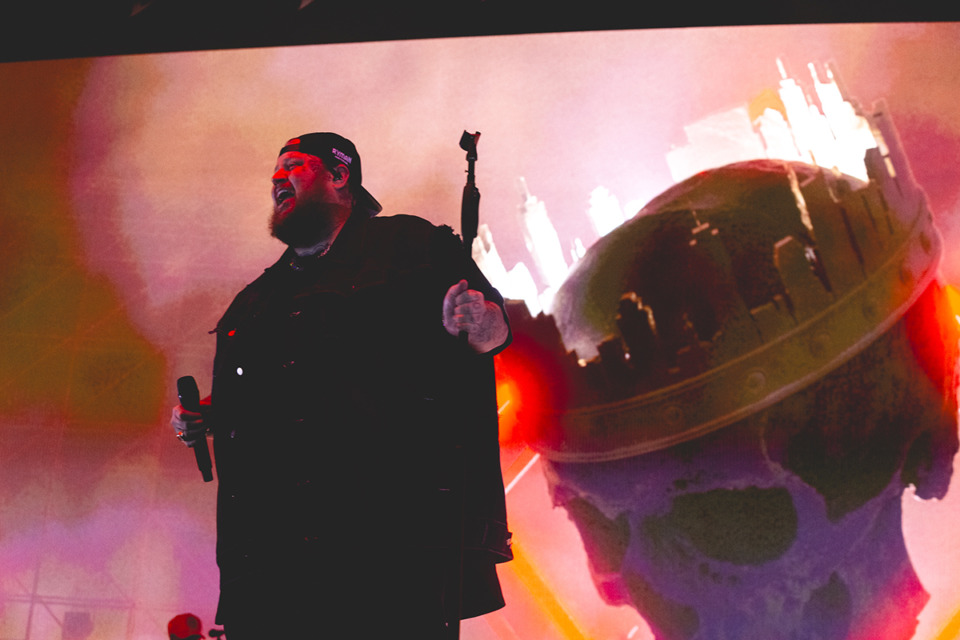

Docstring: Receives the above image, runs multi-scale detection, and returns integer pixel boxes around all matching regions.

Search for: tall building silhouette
[668,59,881,183]
[586,185,628,239]
[472,223,543,315]
[516,176,569,311]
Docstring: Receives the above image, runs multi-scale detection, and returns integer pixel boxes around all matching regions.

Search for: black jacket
[210,213,512,624]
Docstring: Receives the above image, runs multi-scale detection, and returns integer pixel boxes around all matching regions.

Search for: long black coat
[209,213,512,630]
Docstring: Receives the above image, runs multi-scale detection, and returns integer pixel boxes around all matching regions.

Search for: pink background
[1,22,959,638]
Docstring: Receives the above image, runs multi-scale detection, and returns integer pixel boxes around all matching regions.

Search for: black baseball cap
[279,132,383,216]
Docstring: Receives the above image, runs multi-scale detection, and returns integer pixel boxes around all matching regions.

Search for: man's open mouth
[275,187,294,204]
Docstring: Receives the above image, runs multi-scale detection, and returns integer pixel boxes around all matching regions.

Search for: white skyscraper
[809,62,877,181]
[587,186,628,239]
[516,177,569,297]
[774,58,819,167]
[472,223,543,316]
[667,59,883,185]
[666,106,768,183]
[754,106,804,162]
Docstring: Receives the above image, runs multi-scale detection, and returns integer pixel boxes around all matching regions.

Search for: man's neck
[292,212,351,256]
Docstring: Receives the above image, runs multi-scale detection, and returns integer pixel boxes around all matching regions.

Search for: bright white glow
[667,60,881,185]
[517,177,569,291]
[473,225,543,316]
[587,186,627,238]
[666,106,767,182]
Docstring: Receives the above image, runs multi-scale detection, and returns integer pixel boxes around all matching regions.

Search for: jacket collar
[271,211,371,273]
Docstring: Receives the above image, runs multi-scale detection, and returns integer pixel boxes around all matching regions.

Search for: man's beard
[270,200,351,248]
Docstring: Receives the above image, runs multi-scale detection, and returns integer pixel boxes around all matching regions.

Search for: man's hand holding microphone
[171,376,214,482]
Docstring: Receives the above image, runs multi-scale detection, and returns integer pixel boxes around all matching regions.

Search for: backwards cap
[279,132,383,217]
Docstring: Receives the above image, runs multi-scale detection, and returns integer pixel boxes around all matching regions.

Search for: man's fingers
[452,311,480,327]
[444,280,469,308]
[451,290,485,324]
[177,424,208,447]
[443,280,475,336]
[454,289,483,307]
[451,317,476,332]
[454,293,487,324]
[172,407,203,428]
[171,404,207,447]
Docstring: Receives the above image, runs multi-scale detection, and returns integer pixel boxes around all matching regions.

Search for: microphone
[178,376,213,482]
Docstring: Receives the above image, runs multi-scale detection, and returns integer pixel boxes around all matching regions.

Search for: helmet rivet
[810,332,831,358]
[746,370,767,394]
[663,405,684,426]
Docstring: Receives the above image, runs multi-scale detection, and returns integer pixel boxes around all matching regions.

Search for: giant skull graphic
[543,299,957,639]
[505,158,959,639]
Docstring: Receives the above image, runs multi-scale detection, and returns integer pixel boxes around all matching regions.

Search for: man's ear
[330,164,350,187]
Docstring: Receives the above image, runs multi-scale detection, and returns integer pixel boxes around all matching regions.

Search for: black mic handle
[178,375,213,482]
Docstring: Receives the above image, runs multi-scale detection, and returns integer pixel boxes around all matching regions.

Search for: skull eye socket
[645,486,798,566]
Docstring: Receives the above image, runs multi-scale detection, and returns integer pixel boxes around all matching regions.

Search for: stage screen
[1,21,959,639]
